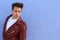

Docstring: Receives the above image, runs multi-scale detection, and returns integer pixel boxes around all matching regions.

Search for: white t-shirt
[6,17,18,31]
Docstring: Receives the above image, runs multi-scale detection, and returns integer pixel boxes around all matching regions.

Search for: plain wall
[0,0,60,40]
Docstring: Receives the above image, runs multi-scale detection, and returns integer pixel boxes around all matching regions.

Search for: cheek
[12,11,16,14]
[12,12,17,16]
[18,12,21,15]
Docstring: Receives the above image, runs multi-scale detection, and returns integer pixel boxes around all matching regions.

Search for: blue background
[0,0,60,40]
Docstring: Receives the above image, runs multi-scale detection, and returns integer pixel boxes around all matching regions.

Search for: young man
[3,2,27,40]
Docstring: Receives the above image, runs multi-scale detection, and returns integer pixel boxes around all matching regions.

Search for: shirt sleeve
[19,22,27,40]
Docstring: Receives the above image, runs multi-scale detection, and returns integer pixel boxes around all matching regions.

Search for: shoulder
[5,14,12,20]
[18,17,27,26]
[18,18,27,30]
[4,14,12,23]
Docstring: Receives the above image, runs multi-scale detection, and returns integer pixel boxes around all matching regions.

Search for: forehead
[13,7,22,11]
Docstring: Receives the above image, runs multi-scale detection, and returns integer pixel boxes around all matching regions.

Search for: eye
[15,10,17,12]
[18,11,21,13]
[18,11,20,12]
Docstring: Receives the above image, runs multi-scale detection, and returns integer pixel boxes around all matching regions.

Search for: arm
[19,22,27,40]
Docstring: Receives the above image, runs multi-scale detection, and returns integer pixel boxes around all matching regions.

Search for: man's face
[12,7,22,19]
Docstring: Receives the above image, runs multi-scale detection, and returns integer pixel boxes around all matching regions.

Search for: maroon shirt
[3,14,27,40]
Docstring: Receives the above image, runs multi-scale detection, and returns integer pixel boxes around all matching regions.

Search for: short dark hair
[12,2,24,10]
